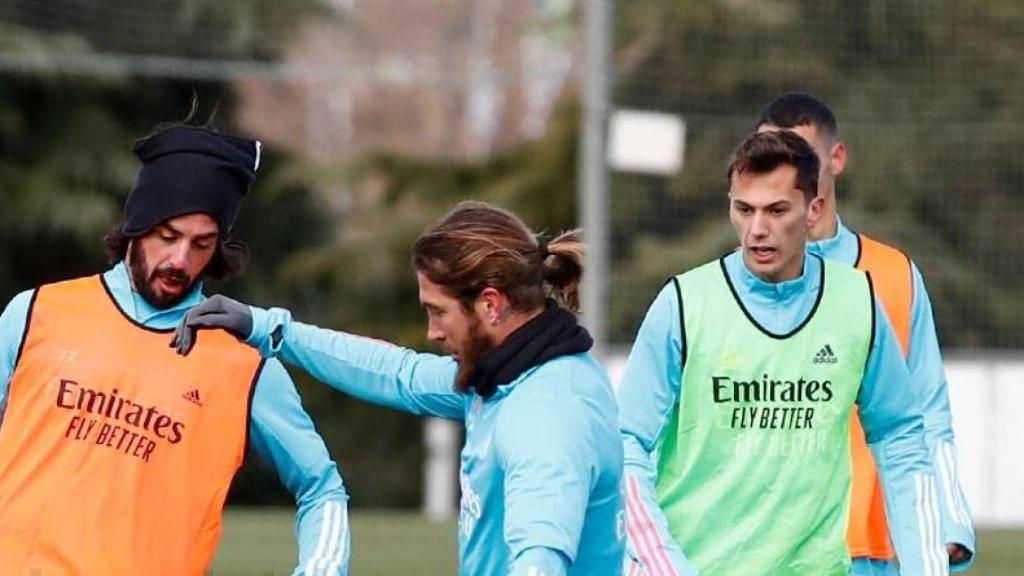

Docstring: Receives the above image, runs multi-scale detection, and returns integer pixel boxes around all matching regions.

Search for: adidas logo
[813,344,838,364]
[182,389,203,407]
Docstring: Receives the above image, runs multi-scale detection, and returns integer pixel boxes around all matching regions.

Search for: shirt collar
[726,249,821,301]
[806,217,859,265]
[102,262,204,329]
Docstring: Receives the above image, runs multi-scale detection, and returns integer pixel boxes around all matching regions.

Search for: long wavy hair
[412,201,585,314]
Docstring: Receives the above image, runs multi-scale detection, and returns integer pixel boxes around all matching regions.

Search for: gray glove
[171,294,254,356]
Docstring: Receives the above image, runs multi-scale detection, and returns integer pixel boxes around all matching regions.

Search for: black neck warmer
[468,299,594,399]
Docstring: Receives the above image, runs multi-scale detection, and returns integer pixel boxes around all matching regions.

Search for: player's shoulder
[3,288,36,310]
[526,352,609,394]
[856,232,915,267]
[497,372,607,445]
[674,257,724,283]
[0,289,37,338]
[852,232,930,296]
[822,255,868,278]
[504,356,615,427]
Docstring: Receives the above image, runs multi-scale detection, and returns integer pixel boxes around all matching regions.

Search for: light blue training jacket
[0,263,350,576]
[618,251,948,576]
[245,304,626,576]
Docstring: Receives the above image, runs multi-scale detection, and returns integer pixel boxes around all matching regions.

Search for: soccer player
[172,201,625,576]
[756,92,975,574]
[0,125,350,575]
[619,130,947,576]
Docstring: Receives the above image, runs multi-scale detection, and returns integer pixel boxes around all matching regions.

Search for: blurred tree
[608,0,1024,348]
[248,99,581,506]
[0,0,341,60]
[0,0,361,507]
[2,0,1023,511]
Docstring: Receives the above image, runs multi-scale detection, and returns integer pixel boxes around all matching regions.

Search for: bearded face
[127,214,218,309]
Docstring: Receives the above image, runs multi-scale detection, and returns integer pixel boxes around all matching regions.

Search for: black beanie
[122,125,261,237]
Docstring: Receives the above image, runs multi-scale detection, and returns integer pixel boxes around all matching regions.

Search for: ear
[806,195,825,229]
[829,141,847,177]
[476,286,508,326]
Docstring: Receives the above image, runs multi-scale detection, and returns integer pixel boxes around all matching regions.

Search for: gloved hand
[171,294,254,356]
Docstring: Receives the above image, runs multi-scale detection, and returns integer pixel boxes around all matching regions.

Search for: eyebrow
[731,199,792,211]
[160,223,219,241]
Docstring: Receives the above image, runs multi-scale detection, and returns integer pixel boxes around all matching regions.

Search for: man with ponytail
[172,200,625,576]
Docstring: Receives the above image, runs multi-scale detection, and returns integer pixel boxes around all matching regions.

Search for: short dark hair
[755,92,838,137]
[727,130,820,201]
[103,222,250,281]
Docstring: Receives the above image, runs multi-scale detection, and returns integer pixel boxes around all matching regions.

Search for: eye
[736,205,752,215]
[193,240,214,251]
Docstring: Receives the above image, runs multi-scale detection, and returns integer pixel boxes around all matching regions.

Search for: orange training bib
[847,234,913,559]
[0,275,263,576]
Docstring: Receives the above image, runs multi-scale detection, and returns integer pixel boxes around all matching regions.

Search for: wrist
[247,306,290,357]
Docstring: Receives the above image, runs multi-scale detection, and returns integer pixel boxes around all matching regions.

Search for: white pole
[423,417,459,521]
[578,0,612,357]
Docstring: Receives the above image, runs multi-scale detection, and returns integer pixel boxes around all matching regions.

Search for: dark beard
[127,241,195,310]
[454,315,495,394]
[455,299,593,399]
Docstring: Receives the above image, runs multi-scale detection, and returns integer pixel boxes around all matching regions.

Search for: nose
[426,320,445,343]
[750,211,770,239]
[165,242,192,270]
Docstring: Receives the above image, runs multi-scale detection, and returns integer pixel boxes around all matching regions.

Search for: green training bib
[657,257,873,576]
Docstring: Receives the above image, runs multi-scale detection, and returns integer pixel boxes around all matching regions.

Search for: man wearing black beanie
[0,124,351,575]
[113,125,259,308]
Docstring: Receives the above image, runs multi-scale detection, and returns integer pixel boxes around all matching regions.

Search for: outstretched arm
[175,296,466,420]
[250,307,465,419]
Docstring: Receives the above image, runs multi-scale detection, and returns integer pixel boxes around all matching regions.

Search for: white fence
[943,354,1024,527]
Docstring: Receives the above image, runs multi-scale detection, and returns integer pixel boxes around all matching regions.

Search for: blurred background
[0,1,1021,574]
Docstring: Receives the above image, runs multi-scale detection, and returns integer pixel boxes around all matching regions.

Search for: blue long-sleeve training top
[243,304,626,576]
[0,263,350,576]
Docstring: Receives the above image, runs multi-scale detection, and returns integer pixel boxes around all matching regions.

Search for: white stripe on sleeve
[915,475,935,576]
[324,504,349,575]
[306,500,341,575]
[625,475,676,576]
[941,442,972,526]
[317,500,345,574]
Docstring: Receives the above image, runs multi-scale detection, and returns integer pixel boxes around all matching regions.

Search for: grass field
[212,508,458,576]
[212,508,1023,575]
